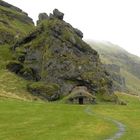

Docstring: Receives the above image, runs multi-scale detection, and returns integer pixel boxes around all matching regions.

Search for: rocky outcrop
[0,0,34,44]
[88,40,140,95]
[53,9,64,20]
[104,64,120,73]
[37,13,49,25]
[37,9,64,25]
[74,28,83,38]
[104,64,126,92]
[129,62,140,79]
[8,9,117,102]
[0,0,23,13]
[0,1,33,22]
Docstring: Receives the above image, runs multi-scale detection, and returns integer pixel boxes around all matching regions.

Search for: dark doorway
[79,97,83,104]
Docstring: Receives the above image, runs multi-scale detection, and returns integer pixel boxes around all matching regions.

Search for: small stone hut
[66,86,96,104]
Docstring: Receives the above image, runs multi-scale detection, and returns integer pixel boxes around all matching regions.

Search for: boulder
[53,9,64,20]
[74,28,83,38]
[39,13,49,20]
[37,13,49,25]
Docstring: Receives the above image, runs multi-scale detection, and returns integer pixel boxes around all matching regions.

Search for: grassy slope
[0,4,34,37]
[87,40,140,95]
[121,69,140,95]
[0,93,140,140]
[0,2,36,100]
[92,93,140,140]
[0,45,37,100]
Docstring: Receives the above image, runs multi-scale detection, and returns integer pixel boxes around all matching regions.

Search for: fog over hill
[87,40,140,95]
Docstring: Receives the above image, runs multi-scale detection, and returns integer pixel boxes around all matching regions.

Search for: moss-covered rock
[6,61,23,74]
[9,9,117,102]
[0,1,34,45]
[97,91,118,103]
[27,82,60,101]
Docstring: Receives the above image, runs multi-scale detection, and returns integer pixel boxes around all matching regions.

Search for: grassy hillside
[87,40,140,95]
[0,1,34,44]
[93,93,140,140]
[0,1,37,100]
[0,45,38,100]
[0,93,140,140]
[121,69,140,95]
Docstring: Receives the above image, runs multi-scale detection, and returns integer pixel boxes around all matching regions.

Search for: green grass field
[0,45,139,140]
[92,93,140,140]
[0,93,140,140]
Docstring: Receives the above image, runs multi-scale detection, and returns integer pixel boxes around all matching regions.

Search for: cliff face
[0,0,34,45]
[104,64,126,92]
[88,40,140,95]
[7,9,117,102]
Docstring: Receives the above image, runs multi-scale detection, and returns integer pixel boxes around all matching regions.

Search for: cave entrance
[79,97,83,104]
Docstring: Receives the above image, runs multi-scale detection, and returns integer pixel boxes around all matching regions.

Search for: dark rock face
[9,9,116,102]
[0,0,22,13]
[53,9,64,20]
[0,1,33,24]
[74,28,83,38]
[39,13,49,20]
[104,64,126,92]
[37,13,49,25]
[37,9,64,25]
[6,61,23,74]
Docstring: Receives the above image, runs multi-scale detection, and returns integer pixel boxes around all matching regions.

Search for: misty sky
[4,0,140,57]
